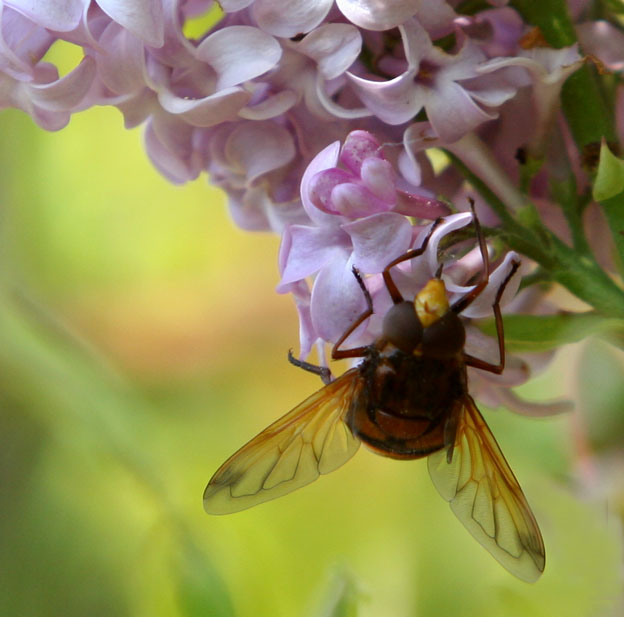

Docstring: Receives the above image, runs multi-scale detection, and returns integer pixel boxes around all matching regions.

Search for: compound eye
[421,311,465,358]
[382,301,423,353]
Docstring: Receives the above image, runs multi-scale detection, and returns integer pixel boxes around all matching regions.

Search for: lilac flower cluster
[2,0,624,419]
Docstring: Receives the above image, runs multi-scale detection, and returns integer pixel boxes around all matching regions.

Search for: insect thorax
[369,345,466,418]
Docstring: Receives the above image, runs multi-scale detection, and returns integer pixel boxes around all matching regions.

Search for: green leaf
[594,140,624,274]
[479,312,624,353]
[593,140,624,202]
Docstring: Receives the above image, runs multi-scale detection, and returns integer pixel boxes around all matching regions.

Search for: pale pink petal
[337,0,420,31]
[331,182,392,217]
[344,212,412,272]
[158,87,250,127]
[279,279,317,359]
[461,72,518,107]
[227,186,273,231]
[28,56,95,111]
[416,0,456,38]
[315,75,373,119]
[219,0,254,10]
[340,129,384,175]
[360,157,396,204]
[347,70,422,125]
[97,23,147,95]
[253,0,333,38]
[116,88,153,128]
[400,17,433,66]
[495,388,573,417]
[98,0,164,47]
[418,212,474,281]
[309,168,354,214]
[6,0,85,32]
[300,139,342,225]
[577,21,624,72]
[394,191,450,218]
[224,121,296,182]
[279,224,348,286]
[238,89,298,120]
[197,26,281,90]
[0,5,54,75]
[425,79,497,143]
[462,252,522,318]
[296,23,361,79]
[144,117,200,183]
[311,253,367,344]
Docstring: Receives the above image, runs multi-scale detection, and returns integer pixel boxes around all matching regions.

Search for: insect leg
[464,259,520,374]
[450,201,491,314]
[287,349,333,385]
[331,266,373,360]
[382,218,444,304]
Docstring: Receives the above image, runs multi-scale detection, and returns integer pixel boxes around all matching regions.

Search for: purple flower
[345,18,518,142]
[220,0,333,38]
[336,0,420,31]
[282,203,551,418]
[0,5,96,130]
[0,0,620,429]
[480,43,583,157]
[279,130,447,353]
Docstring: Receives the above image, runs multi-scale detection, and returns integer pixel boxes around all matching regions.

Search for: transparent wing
[427,396,545,582]
[204,369,362,515]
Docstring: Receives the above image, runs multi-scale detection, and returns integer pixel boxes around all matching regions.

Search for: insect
[203,214,545,582]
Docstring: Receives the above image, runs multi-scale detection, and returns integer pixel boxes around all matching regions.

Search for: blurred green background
[0,102,622,617]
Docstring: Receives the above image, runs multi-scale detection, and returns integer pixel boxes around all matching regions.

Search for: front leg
[331,266,374,360]
[288,349,333,385]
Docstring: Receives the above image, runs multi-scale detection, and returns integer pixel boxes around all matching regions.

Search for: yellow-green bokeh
[0,102,622,617]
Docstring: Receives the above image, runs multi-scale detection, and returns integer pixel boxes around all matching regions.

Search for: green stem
[448,141,624,318]
[511,0,616,148]
[502,227,624,318]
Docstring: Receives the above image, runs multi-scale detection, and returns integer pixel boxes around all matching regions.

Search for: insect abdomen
[346,350,465,459]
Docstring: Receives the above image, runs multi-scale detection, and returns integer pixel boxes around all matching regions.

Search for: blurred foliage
[0,105,622,617]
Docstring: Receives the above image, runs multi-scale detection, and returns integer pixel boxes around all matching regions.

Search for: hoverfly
[204,213,545,582]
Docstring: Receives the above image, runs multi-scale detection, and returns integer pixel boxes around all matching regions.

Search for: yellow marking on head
[415,279,450,327]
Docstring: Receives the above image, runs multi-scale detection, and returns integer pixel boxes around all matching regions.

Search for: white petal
[6,0,84,31]
[347,70,422,125]
[253,0,333,38]
[300,140,342,226]
[337,0,420,31]
[219,0,254,10]
[462,252,522,318]
[296,23,361,79]
[97,23,147,95]
[238,89,298,120]
[98,0,164,47]
[28,56,95,110]
[311,253,368,344]
[158,87,250,126]
[344,212,412,273]
[419,211,473,281]
[224,121,295,182]
[197,26,282,90]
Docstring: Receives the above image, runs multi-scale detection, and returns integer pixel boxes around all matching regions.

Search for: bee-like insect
[204,215,545,582]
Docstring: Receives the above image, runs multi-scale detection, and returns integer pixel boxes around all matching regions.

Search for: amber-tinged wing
[427,396,545,582]
[204,369,362,515]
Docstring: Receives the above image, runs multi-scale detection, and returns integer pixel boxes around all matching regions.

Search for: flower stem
[511,0,616,148]
[448,145,624,318]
